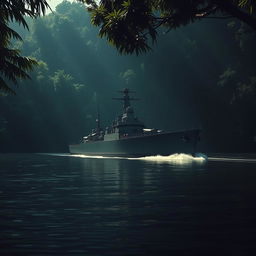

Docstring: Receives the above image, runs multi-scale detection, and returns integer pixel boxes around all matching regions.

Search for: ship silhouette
[69,88,200,157]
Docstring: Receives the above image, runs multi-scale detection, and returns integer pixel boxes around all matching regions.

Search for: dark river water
[1,153,256,256]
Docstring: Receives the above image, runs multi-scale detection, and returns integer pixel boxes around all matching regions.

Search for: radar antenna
[112,88,139,110]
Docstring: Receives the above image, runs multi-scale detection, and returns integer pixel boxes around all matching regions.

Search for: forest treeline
[0,1,255,152]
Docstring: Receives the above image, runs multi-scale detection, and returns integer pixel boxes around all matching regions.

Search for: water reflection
[0,154,256,255]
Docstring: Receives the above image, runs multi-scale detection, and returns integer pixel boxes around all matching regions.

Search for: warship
[69,88,200,157]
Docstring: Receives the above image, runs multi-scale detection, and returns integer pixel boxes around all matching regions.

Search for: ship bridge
[112,88,145,137]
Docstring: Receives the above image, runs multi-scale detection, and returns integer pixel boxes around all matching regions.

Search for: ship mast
[96,103,101,131]
[113,88,139,111]
[94,92,101,132]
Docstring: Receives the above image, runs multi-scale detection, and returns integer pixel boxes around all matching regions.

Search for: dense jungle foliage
[0,1,255,153]
[0,0,51,94]
[86,0,256,54]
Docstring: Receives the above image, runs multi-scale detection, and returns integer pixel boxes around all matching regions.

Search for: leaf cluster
[87,0,157,54]
[85,0,256,55]
[0,0,50,94]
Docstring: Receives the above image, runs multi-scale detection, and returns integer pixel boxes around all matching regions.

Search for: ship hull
[69,129,200,157]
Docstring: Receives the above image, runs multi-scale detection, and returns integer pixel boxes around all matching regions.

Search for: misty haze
[1,1,256,255]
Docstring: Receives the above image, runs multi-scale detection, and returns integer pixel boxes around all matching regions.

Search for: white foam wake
[45,153,208,164]
[132,153,207,164]
[45,153,125,160]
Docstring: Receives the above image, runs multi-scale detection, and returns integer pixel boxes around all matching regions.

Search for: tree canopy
[1,1,255,93]
[85,0,256,54]
[0,0,50,93]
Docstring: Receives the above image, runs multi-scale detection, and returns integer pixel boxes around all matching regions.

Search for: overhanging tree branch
[84,0,256,55]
